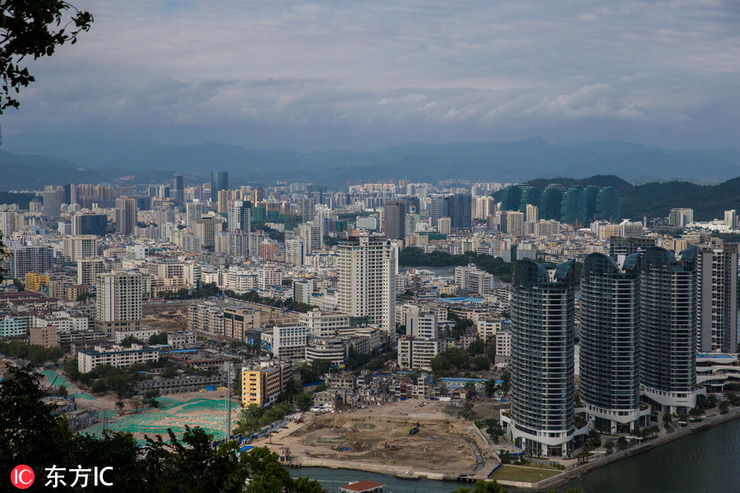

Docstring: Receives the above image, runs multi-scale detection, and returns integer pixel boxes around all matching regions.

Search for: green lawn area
[493,464,562,483]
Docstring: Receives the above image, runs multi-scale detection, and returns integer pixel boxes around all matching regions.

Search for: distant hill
[0,150,201,191]
[3,134,740,186]
[498,175,740,221]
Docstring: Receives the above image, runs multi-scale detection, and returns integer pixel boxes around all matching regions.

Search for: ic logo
[10,465,34,489]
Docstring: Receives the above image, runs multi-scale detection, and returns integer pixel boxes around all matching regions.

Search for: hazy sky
[3,0,740,151]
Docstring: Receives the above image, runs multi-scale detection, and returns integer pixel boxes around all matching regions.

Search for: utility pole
[225,361,232,441]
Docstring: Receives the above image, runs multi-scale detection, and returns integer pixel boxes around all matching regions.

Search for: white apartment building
[455,263,494,295]
[496,328,512,358]
[270,325,308,360]
[298,309,350,337]
[63,235,98,262]
[337,236,396,342]
[95,272,143,338]
[397,336,439,371]
[77,344,159,373]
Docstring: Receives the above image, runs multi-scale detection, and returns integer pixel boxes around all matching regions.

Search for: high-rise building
[299,222,322,256]
[227,200,251,232]
[337,236,396,341]
[580,253,648,433]
[297,197,316,223]
[211,171,229,198]
[525,204,539,222]
[503,211,525,236]
[77,258,106,286]
[185,200,206,227]
[504,259,577,457]
[95,272,143,339]
[62,235,98,262]
[639,247,702,413]
[383,200,406,240]
[429,196,449,227]
[3,246,53,279]
[448,193,472,229]
[725,209,737,229]
[609,236,656,259]
[72,213,108,236]
[171,175,184,208]
[215,230,249,257]
[115,197,138,236]
[284,237,305,266]
[695,239,738,353]
[0,211,19,237]
[192,215,223,249]
[41,189,64,218]
[668,208,694,227]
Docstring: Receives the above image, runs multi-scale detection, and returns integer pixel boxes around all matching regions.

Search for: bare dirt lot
[142,304,188,332]
[255,400,498,478]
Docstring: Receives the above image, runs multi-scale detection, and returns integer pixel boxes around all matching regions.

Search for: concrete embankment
[298,457,449,480]
[530,409,740,491]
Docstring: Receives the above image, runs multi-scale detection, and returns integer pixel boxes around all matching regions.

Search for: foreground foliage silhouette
[0,364,321,492]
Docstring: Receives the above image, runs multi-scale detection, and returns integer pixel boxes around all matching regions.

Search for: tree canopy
[0,1,93,113]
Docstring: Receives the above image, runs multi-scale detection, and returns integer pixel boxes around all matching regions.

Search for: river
[291,416,740,493]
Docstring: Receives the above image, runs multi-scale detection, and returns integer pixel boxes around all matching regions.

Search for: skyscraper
[95,272,143,339]
[72,213,108,236]
[337,236,396,342]
[383,200,406,240]
[639,247,702,413]
[299,222,323,256]
[228,200,252,232]
[504,259,577,457]
[41,188,64,218]
[429,196,449,227]
[211,171,229,198]
[171,175,184,208]
[115,197,138,236]
[580,253,647,433]
[448,193,472,229]
[695,239,738,353]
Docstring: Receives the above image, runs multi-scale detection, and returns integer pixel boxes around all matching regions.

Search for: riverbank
[532,408,740,491]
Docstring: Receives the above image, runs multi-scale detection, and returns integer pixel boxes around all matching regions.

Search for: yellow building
[477,319,501,342]
[25,272,50,294]
[241,364,285,407]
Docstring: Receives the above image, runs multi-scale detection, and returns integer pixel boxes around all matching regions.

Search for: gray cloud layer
[4,0,740,150]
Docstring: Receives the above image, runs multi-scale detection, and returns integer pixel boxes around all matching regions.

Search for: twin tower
[501,245,729,457]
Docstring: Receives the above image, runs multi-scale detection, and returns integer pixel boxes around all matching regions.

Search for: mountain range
[1,134,740,189]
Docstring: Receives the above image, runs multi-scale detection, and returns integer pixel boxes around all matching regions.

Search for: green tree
[143,389,161,408]
[296,392,313,412]
[0,364,75,474]
[472,355,491,371]
[0,0,93,113]
[500,369,511,394]
[148,332,169,345]
[431,347,471,377]
[57,383,68,397]
[451,479,508,493]
[662,412,672,431]
[484,379,497,397]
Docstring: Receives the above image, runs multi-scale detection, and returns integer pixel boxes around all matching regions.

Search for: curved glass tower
[580,253,646,433]
[506,259,576,457]
[639,247,700,413]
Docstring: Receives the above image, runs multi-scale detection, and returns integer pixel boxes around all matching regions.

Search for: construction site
[254,399,501,480]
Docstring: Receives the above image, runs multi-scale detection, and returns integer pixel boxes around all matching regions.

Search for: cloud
[3,0,739,151]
